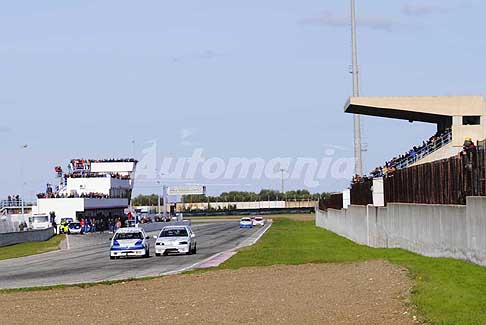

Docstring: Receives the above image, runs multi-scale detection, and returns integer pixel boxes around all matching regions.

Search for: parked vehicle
[68,222,83,234]
[31,214,51,230]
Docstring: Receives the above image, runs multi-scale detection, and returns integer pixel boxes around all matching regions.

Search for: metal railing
[394,131,453,170]
[0,199,26,209]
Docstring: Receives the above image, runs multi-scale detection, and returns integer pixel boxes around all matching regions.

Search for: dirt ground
[0,260,416,324]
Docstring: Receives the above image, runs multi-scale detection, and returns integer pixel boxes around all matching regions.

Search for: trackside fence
[318,193,343,210]
[349,141,486,206]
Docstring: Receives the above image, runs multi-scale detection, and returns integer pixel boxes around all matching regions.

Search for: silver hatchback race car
[154,226,197,256]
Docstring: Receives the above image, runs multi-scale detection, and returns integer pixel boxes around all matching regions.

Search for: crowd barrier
[0,227,56,247]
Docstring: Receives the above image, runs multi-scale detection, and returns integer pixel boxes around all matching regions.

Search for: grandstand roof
[344,96,484,124]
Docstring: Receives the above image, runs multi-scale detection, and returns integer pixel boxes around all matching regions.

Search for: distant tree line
[132,189,331,206]
[132,194,160,206]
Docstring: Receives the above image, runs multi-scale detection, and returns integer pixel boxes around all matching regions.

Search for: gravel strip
[0,260,416,324]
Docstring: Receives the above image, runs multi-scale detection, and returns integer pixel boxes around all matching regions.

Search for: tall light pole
[162,185,168,219]
[131,138,136,159]
[156,181,161,216]
[351,0,363,176]
[20,144,28,221]
[280,168,286,200]
[156,175,166,218]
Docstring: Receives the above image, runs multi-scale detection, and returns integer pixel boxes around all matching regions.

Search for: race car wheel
[155,253,161,257]
[110,256,115,260]
[192,244,197,254]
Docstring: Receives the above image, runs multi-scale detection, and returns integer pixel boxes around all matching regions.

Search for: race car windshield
[114,232,143,240]
[160,229,188,237]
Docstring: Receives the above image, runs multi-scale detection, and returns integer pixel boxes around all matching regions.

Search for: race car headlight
[134,240,143,246]
[179,241,188,245]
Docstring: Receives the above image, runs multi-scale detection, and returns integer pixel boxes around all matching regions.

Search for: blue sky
[1,0,485,199]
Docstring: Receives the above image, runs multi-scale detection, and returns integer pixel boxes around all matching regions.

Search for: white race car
[239,217,253,228]
[252,216,265,226]
[110,227,150,259]
[154,226,197,256]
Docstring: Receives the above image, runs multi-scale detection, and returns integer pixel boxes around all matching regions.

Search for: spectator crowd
[3,195,23,206]
[65,172,131,180]
[37,192,114,199]
[351,128,454,185]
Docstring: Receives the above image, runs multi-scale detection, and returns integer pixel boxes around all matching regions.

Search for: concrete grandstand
[345,95,486,167]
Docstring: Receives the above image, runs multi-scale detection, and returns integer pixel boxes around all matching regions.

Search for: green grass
[0,235,65,261]
[218,219,486,324]
[0,274,160,294]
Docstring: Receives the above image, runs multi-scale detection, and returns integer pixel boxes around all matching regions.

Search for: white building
[34,159,137,223]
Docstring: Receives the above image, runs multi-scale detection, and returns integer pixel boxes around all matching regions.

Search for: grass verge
[0,235,65,261]
[0,275,160,294]
[217,218,486,324]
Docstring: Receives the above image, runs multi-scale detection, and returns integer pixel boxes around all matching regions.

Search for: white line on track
[65,234,70,250]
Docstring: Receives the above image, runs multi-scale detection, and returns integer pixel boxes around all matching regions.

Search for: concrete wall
[37,198,85,220]
[84,198,128,209]
[316,198,486,266]
[36,198,128,222]
[90,161,136,174]
[465,197,486,265]
[67,177,112,195]
[0,227,55,247]
[346,96,485,118]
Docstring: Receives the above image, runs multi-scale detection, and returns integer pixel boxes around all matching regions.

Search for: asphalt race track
[0,221,267,289]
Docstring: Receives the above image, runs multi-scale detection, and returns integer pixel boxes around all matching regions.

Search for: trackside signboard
[167,185,206,196]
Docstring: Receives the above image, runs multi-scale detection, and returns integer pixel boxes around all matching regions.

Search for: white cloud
[0,126,11,133]
[401,3,448,16]
[300,12,402,32]
[171,50,220,64]
[180,128,196,146]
